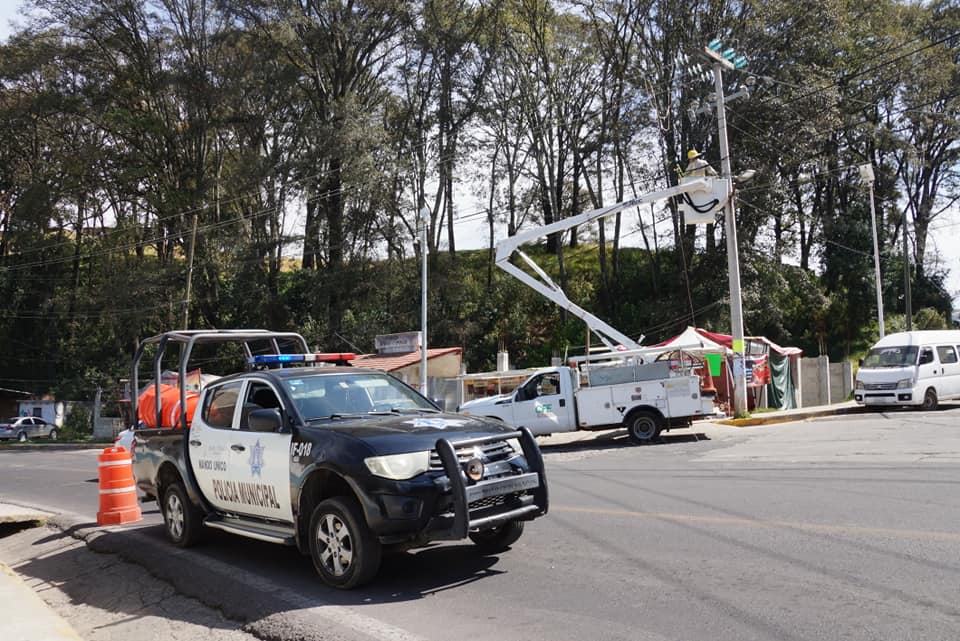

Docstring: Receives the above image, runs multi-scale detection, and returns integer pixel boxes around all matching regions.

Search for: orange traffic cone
[698,367,718,396]
[97,445,142,526]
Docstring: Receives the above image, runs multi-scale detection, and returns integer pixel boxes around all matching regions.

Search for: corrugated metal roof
[353,347,462,372]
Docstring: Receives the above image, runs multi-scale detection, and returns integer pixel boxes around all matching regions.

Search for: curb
[0,562,84,640]
[0,442,109,452]
[716,404,864,427]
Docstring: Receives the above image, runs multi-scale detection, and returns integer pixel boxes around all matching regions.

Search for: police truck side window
[203,382,242,429]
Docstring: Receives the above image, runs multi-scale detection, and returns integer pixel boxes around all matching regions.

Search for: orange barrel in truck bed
[137,383,200,428]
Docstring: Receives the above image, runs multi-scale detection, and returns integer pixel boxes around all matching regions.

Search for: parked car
[0,416,59,442]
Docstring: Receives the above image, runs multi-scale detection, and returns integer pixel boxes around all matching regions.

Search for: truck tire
[468,521,524,553]
[309,497,381,589]
[162,482,204,547]
[921,388,938,411]
[626,411,662,444]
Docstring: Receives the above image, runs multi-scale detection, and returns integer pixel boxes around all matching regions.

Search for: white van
[854,330,960,409]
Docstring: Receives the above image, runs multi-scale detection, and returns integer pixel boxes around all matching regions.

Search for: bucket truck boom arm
[494,178,728,350]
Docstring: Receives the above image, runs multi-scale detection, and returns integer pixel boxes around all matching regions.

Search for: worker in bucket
[685,149,717,177]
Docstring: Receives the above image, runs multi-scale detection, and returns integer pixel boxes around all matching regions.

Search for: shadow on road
[540,430,710,455]
[4,523,254,636]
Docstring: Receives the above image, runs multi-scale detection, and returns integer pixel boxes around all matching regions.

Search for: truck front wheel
[469,521,524,553]
[626,411,662,444]
[309,497,381,589]
[162,482,203,547]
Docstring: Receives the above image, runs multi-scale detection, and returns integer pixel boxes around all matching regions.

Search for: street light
[419,206,430,394]
[858,163,885,338]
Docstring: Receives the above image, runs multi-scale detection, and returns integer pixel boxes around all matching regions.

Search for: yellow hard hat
[687,149,702,160]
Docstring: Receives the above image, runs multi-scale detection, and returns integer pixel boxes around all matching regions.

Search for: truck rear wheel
[469,521,524,553]
[626,411,662,444]
[309,497,381,589]
[162,482,203,547]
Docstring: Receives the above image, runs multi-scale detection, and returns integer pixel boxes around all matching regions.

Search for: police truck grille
[469,495,507,511]
[429,440,514,471]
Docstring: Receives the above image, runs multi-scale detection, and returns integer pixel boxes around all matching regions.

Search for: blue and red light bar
[248,353,356,366]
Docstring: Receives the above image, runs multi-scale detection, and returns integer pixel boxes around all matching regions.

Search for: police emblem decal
[249,439,265,477]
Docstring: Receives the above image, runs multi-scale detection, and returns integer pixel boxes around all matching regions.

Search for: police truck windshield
[862,346,918,368]
[283,372,437,419]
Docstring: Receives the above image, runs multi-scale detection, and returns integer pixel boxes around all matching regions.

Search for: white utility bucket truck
[460,178,729,443]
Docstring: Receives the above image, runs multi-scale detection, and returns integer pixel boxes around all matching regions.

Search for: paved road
[2,407,959,641]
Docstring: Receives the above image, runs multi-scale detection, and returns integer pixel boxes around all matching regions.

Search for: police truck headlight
[364,451,431,480]
[896,378,915,389]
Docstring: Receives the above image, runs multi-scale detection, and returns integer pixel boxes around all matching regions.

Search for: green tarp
[766,352,796,410]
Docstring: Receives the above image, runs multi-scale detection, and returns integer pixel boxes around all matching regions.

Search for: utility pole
[705,40,748,416]
[419,206,430,395]
[903,210,912,330]
[859,164,884,338]
[182,211,198,329]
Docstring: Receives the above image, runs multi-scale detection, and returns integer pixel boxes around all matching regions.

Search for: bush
[61,405,92,440]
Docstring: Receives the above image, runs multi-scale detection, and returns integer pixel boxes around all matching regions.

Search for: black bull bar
[432,426,549,540]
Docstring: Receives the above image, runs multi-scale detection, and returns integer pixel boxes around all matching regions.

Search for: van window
[936,346,957,364]
[919,347,935,365]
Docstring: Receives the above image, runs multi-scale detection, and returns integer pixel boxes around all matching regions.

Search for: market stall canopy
[656,326,802,356]
[653,326,729,352]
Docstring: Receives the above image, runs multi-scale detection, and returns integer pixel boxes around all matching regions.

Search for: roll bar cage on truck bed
[130,329,311,431]
[494,177,730,351]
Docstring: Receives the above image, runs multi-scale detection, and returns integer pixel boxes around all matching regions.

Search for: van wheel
[626,411,662,444]
[309,497,381,589]
[921,389,938,411]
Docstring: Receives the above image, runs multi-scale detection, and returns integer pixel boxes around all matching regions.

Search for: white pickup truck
[458,360,716,444]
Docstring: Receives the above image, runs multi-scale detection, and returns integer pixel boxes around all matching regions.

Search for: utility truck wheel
[626,411,662,444]
[921,388,938,411]
[309,497,381,589]
[162,482,203,547]
[469,521,524,553]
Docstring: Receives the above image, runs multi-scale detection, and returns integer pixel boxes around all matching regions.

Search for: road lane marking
[553,505,960,542]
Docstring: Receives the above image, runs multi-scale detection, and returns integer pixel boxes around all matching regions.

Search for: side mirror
[432,398,447,411]
[248,408,283,433]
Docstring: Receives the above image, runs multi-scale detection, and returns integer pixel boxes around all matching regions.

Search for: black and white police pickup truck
[130,330,548,588]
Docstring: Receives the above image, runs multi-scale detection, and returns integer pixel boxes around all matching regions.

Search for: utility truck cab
[854,330,960,410]
[458,354,717,444]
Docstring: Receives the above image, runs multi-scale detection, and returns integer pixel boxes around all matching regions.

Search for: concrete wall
[94,417,124,440]
[800,356,830,406]
[799,356,852,407]
[830,361,854,404]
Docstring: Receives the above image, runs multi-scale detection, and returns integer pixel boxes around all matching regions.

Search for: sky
[0,2,958,311]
